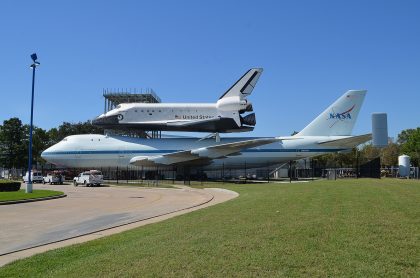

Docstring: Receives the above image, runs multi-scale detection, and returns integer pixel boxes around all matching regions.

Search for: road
[0,183,238,266]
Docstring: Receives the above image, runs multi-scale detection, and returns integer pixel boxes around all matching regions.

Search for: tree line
[310,128,419,169]
[0,116,419,169]
[0,117,103,169]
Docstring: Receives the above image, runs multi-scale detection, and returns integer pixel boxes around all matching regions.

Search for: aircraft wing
[157,117,253,133]
[317,133,372,148]
[129,138,278,166]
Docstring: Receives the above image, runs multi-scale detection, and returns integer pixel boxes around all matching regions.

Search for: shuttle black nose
[92,115,120,126]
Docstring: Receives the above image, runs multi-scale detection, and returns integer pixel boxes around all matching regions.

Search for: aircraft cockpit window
[116,105,121,109]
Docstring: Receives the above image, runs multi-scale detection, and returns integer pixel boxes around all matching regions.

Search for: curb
[0,190,214,257]
[0,194,67,205]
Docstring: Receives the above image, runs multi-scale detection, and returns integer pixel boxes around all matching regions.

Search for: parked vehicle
[23,171,44,183]
[43,173,64,185]
[73,170,103,187]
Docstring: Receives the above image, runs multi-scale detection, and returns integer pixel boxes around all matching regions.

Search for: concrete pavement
[0,183,238,266]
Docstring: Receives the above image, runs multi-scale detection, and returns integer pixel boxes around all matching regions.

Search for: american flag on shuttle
[175,115,180,119]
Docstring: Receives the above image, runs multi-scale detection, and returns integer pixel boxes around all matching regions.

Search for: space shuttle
[92,68,262,133]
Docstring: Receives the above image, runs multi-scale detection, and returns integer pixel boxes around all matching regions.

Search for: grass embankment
[0,189,64,202]
[1,179,419,277]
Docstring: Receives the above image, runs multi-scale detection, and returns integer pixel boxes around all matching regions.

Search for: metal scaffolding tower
[102,88,162,138]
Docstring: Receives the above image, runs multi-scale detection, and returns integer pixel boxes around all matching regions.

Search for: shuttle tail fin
[297,90,367,136]
[219,68,263,100]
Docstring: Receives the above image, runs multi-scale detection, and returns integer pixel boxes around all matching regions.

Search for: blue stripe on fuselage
[42,148,346,156]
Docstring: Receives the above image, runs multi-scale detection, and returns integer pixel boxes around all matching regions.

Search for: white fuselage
[109,103,223,124]
[93,96,255,132]
[41,134,348,170]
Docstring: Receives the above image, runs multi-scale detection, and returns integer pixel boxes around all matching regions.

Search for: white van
[23,171,44,183]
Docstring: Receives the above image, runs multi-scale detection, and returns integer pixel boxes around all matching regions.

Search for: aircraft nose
[41,146,53,162]
[92,114,121,126]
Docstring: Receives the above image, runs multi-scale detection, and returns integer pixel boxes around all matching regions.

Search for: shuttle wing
[115,117,254,133]
[167,117,253,132]
[129,138,278,166]
[317,133,372,148]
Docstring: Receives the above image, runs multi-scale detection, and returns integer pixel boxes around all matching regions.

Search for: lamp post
[26,53,40,193]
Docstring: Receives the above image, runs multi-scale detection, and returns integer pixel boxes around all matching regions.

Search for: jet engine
[239,102,253,114]
[240,113,256,126]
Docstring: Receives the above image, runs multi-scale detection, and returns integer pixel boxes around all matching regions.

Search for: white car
[23,171,44,183]
[43,173,64,185]
[73,170,103,187]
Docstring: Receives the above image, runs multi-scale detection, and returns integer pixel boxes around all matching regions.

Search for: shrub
[0,180,21,192]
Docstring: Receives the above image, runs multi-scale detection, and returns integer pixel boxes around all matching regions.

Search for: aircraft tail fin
[297,90,367,136]
[219,68,263,100]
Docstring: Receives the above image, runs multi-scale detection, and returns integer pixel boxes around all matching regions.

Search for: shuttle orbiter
[92,69,262,133]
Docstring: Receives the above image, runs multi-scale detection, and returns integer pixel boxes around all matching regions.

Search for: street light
[26,53,40,193]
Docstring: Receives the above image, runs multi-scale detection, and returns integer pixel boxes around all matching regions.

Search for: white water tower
[398,155,410,177]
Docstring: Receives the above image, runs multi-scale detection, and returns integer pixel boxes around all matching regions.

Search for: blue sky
[0,0,419,139]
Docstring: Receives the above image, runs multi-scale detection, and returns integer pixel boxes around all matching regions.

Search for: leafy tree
[399,128,420,166]
[359,144,381,164]
[397,128,417,145]
[46,127,60,146]
[380,142,399,167]
[50,121,104,144]
[31,126,50,166]
[0,118,27,168]
[313,149,357,168]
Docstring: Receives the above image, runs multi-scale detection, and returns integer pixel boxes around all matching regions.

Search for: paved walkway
[0,183,238,266]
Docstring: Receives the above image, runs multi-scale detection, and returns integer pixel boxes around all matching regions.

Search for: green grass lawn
[0,189,64,202]
[0,179,419,277]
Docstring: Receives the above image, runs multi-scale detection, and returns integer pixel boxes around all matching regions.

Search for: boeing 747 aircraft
[42,90,376,171]
[92,68,262,133]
